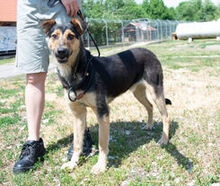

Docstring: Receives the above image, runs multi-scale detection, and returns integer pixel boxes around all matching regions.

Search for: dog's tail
[165,98,172,105]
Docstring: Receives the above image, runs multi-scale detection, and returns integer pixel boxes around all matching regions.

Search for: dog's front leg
[61,101,87,170]
[92,113,110,174]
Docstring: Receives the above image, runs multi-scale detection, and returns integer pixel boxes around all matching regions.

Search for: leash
[77,10,100,57]
[47,0,61,7]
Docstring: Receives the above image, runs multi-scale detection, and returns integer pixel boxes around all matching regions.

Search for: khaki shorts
[16,0,80,74]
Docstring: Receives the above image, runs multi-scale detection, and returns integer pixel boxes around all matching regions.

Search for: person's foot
[13,138,46,174]
[67,129,93,161]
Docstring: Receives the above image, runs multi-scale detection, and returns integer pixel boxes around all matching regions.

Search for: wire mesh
[83,18,179,48]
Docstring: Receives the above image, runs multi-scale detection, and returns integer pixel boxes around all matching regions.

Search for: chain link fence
[0,18,179,54]
[83,18,179,48]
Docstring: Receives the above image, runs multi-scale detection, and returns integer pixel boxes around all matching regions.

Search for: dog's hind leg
[145,83,170,145]
[61,100,87,170]
[132,83,154,130]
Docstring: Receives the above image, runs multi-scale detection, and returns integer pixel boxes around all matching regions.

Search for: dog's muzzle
[55,48,69,63]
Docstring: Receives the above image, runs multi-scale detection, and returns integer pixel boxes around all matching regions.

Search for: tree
[117,0,147,20]
[201,0,217,21]
[168,7,177,20]
[142,0,175,20]
[82,0,105,19]
[215,6,220,20]
[176,0,218,21]
[176,0,200,21]
[82,0,146,20]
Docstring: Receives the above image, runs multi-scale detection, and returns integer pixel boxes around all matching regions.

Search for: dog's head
[41,18,84,64]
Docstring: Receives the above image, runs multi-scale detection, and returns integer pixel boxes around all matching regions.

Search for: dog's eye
[67,34,75,40]
[51,34,58,40]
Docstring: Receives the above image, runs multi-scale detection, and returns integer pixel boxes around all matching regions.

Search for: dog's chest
[76,91,97,107]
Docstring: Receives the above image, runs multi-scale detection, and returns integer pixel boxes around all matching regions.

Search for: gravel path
[0,62,56,79]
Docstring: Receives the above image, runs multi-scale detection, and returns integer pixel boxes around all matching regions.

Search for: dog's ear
[71,18,84,35]
[41,19,56,35]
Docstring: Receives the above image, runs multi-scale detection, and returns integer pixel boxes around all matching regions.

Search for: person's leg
[26,72,47,141]
[13,72,47,174]
[14,0,48,173]
[14,0,91,173]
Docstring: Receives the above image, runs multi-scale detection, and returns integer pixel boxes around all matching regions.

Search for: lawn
[0,57,15,65]
[0,39,219,185]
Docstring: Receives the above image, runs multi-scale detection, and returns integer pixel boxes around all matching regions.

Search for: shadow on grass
[46,134,73,153]
[108,120,193,172]
[46,120,193,172]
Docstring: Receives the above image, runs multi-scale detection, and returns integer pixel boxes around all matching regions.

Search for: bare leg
[25,72,47,141]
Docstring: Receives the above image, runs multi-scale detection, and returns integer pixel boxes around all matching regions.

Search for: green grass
[0,40,219,185]
[0,57,15,65]
[198,41,220,48]
[145,39,220,74]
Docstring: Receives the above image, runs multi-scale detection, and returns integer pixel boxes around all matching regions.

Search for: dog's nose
[57,48,68,58]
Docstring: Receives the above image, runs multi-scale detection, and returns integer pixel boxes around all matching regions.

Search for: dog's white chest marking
[77,91,96,107]
[57,64,72,80]
[65,89,96,108]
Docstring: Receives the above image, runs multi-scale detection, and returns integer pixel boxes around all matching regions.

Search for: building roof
[0,1,17,22]
[129,22,157,31]
[122,22,157,33]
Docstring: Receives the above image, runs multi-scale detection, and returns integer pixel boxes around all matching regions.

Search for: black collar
[57,51,95,102]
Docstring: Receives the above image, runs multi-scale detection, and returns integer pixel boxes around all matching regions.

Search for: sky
[135,0,220,7]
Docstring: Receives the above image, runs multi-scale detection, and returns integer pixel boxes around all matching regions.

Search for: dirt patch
[205,45,220,51]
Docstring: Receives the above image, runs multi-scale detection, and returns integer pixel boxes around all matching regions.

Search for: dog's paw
[142,124,153,131]
[91,162,106,174]
[61,161,78,170]
[158,135,168,145]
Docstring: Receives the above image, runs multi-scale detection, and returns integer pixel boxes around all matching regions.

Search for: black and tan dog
[42,18,171,174]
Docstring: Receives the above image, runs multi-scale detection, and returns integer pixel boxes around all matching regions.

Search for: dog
[42,18,171,174]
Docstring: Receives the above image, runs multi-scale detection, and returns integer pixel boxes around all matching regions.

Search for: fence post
[155,20,159,40]
[166,20,171,39]
[175,20,179,33]
[135,25,138,42]
[86,17,90,49]
[169,20,172,39]
[164,21,167,39]
[102,19,109,46]
[172,21,175,33]
[160,20,163,40]
[148,20,152,41]
[121,20,124,43]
